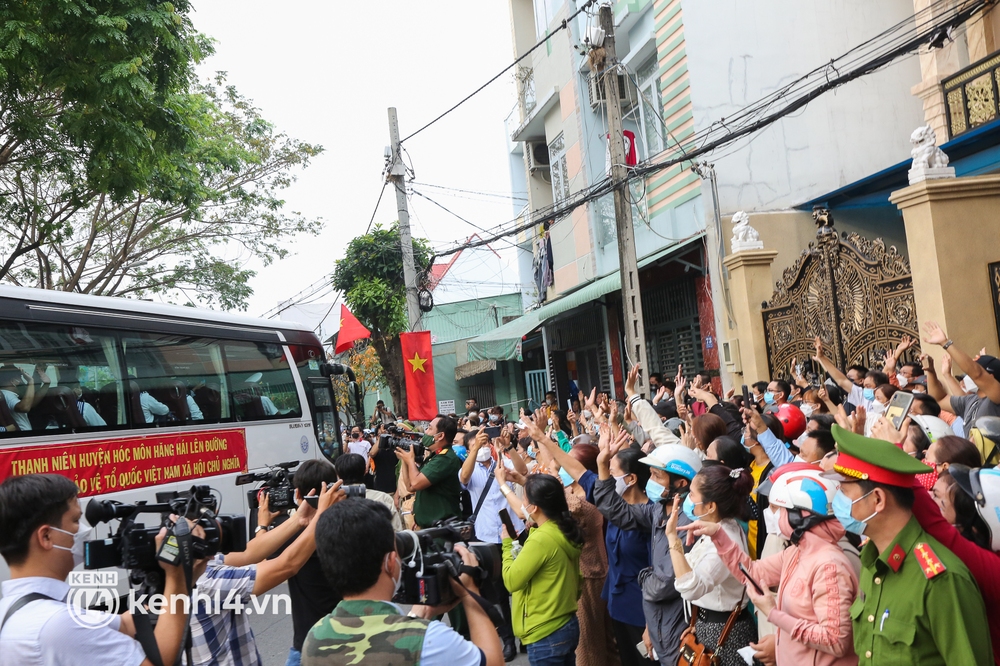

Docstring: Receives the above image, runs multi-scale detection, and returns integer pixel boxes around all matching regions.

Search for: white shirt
[0,577,144,666]
[384,602,484,666]
[2,389,31,431]
[261,395,278,416]
[365,488,405,531]
[139,392,169,423]
[674,518,750,612]
[464,462,523,544]
[76,401,106,427]
[347,439,372,467]
[187,395,204,420]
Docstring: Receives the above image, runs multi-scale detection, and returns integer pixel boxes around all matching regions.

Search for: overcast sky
[192,1,523,323]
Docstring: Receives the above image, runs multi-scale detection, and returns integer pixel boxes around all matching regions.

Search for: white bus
[0,285,353,583]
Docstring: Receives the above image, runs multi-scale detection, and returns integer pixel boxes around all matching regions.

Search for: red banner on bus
[0,429,248,497]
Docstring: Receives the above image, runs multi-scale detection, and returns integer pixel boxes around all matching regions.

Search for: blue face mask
[763,391,776,405]
[526,446,537,459]
[832,489,875,535]
[645,479,667,503]
[558,467,574,487]
[862,388,876,402]
[682,495,712,522]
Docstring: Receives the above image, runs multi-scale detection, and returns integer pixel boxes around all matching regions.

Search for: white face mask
[613,474,631,497]
[799,403,814,418]
[488,414,499,422]
[963,375,978,394]
[50,517,93,568]
[547,418,554,426]
[476,447,492,463]
[385,553,402,595]
[897,374,908,388]
[581,409,593,419]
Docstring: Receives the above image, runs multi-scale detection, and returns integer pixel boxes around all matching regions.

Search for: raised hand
[895,334,915,356]
[919,353,935,373]
[941,353,953,376]
[610,429,630,457]
[625,363,641,397]
[922,321,949,347]
[813,335,824,361]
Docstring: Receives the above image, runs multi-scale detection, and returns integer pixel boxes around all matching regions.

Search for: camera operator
[334,453,403,530]
[0,474,198,666]
[190,479,344,665]
[396,414,463,529]
[303,499,503,666]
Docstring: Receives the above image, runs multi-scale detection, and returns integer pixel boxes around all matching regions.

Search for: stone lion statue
[731,211,761,245]
[910,125,950,169]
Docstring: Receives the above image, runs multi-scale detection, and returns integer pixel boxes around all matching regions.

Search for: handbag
[677,596,745,666]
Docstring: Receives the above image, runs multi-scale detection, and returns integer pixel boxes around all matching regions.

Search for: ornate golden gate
[761,208,918,378]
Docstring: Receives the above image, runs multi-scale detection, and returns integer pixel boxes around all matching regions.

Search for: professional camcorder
[235,460,298,512]
[84,485,247,594]
[393,518,501,606]
[379,425,426,463]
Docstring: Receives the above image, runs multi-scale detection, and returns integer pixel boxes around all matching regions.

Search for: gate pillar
[724,249,779,384]
[891,174,1000,359]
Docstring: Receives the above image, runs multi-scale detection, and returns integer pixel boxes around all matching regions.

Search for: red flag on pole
[335,305,371,355]
[400,331,437,421]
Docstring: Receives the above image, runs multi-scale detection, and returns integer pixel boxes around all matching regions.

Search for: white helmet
[638,444,702,480]
[949,464,1000,552]
[910,414,952,443]
[767,463,840,516]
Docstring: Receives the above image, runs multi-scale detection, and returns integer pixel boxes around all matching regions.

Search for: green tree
[332,342,385,427]
[332,224,432,418]
[0,76,322,310]
[0,0,209,197]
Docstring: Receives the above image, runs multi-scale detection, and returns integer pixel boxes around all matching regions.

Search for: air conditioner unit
[588,72,637,112]
[527,142,550,173]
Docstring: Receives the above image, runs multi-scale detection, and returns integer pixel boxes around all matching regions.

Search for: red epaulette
[914,542,947,579]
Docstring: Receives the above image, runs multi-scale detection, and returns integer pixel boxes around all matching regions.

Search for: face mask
[476,447,492,463]
[800,403,814,418]
[682,495,713,522]
[868,400,885,416]
[613,474,630,496]
[526,446,537,459]
[897,374,908,388]
[832,489,876,535]
[558,467,574,487]
[862,388,876,402]
[763,391,776,405]
[582,409,593,419]
[548,418,554,426]
[468,411,478,418]
[777,510,795,540]
[521,503,535,526]
[546,399,555,406]
[741,433,755,451]
[645,479,667,503]
[762,505,781,536]
[50,517,93,568]
[963,375,978,394]
[488,414,499,423]
[384,553,402,595]
[421,434,436,448]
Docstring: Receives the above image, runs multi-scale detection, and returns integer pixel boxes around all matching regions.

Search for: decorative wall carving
[761,207,918,377]
[989,262,1000,349]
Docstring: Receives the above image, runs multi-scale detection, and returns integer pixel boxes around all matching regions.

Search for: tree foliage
[332,342,385,426]
[0,76,323,310]
[0,0,211,197]
[332,224,432,417]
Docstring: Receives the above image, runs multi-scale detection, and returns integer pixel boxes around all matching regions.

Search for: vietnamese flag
[400,331,436,420]
[335,305,371,354]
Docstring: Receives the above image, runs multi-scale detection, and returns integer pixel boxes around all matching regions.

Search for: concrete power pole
[599,5,648,397]
[387,107,422,331]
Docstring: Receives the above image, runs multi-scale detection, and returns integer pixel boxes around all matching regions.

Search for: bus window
[223,341,302,421]
[120,333,228,426]
[0,322,124,434]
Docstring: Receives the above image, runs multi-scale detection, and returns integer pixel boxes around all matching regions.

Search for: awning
[466,234,704,362]
[455,359,497,380]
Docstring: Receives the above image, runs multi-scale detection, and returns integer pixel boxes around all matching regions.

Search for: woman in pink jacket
[680,463,858,666]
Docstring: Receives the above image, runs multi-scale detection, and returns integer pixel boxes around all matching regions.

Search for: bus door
[305,378,340,462]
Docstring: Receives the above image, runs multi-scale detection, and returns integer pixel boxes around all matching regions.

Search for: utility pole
[387,107,422,331]
[599,4,648,397]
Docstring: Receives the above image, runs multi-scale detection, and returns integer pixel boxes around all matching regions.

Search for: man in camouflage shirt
[303,499,502,666]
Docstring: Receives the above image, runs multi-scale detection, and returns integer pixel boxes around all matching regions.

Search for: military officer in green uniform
[824,425,992,665]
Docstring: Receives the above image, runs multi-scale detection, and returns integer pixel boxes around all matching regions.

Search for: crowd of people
[4,318,1000,666]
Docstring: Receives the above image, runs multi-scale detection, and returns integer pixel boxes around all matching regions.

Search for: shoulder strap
[1,593,56,633]
[470,461,496,522]
[132,609,165,666]
[716,591,747,649]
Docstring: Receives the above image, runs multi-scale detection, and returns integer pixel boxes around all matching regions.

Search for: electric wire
[411,189,521,250]
[364,181,389,235]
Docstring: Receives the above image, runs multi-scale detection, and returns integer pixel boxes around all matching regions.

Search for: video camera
[379,425,426,463]
[235,460,298,512]
[84,485,247,594]
[393,518,501,606]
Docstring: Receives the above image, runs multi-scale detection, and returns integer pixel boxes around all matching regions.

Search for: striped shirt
[190,554,261,666]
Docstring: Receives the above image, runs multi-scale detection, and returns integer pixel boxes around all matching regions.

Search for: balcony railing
[942,50,1000,139]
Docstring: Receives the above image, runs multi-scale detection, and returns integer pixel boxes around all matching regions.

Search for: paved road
[248,583,529,665]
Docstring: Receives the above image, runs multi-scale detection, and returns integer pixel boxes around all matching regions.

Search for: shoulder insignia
[888,544,906,572]
[914,542,947,579]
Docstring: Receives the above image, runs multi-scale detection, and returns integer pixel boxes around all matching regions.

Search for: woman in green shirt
[502,473,584,666]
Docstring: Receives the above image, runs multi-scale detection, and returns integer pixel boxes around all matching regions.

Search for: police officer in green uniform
[824,425,992,665]
[303,499,503,666]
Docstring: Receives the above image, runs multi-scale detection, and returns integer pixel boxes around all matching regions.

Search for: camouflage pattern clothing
[302,599,430,666]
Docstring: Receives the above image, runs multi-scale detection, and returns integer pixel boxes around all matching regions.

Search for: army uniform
[829,426,993,665]
[302,600,430,665]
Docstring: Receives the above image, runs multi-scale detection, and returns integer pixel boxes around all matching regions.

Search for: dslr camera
[393,518,501,606]
[236,460,298,512]
[84,485,247,594]
[380,425,426,463]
